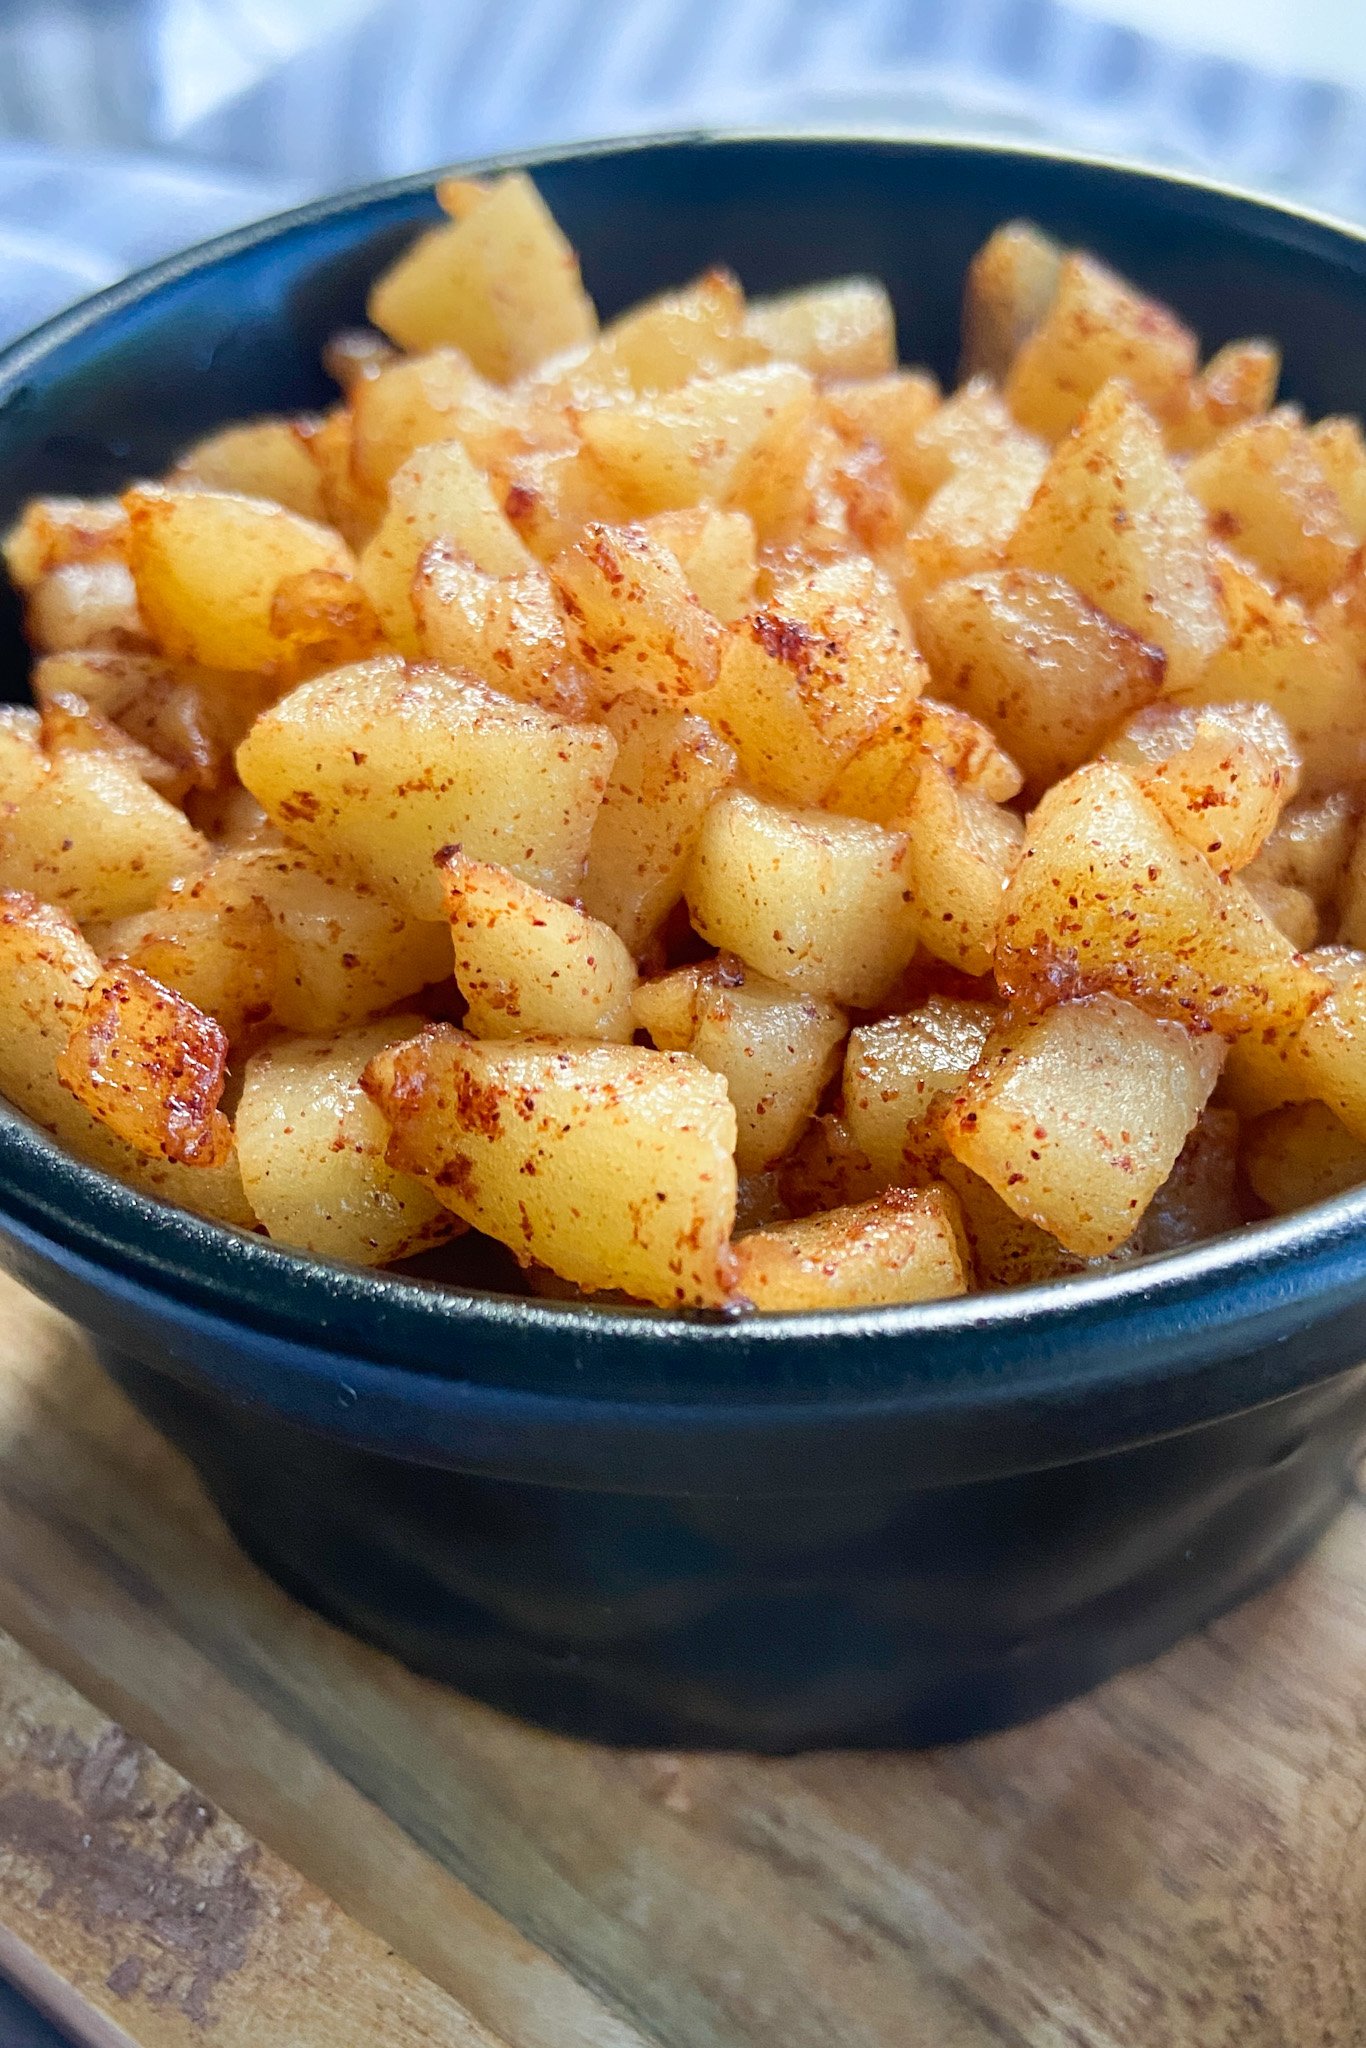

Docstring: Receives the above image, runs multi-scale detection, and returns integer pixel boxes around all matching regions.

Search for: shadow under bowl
[2,133,1366,1750]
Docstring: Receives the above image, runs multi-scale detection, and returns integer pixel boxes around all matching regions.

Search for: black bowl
[2,135,1366,1752]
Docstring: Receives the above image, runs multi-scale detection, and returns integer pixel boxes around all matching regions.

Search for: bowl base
[100,1346,1366,1752]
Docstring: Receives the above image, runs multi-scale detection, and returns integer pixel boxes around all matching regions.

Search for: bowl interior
[4,133,1366,1405]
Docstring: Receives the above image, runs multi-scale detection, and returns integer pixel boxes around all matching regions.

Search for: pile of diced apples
[4,177,1366,1312]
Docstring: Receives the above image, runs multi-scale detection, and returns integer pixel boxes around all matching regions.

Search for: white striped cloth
[2,0,1366,345]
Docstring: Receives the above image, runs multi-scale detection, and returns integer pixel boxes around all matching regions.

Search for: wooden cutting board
[0,1268,1359,2048]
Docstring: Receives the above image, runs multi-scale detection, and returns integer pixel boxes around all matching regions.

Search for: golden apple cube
[358,439,532,654]
[1004,251,1197,442]
[362,1028,738,1306]
[412,540,583,718]
[742,277,896,380]
[959,221,1064,383]
[942,994,1223,1256]
[732,1186,970,1310]
[1180,553,1365,792]
[995,762,1326,1039]
[580,693,736,955]
[685,788,918,1007]
[549,520,725,703]
[236,1016,458,1265]
[56,965,232,1168]
[1241,1099,1366,1214]
[367,171,598,378]
[702,554,926,805]
[1186,414,1356,606]
[237,656,615,916]
[915,567,1163,797]
[844,997,998,1184]
[124,484,354,674]
[824,696,1022,823]
[0,743,207,923]
[0,891,252,1226]
[173,417,328,522]
[901,762,1023,976]
[1100,700,1299,873]
[440,850,637,1042]
[1005,380,1224,685]
[634,956,846,1174]
[575,363,816,531]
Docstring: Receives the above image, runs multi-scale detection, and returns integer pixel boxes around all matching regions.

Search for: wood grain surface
[0,1269,1359,2047]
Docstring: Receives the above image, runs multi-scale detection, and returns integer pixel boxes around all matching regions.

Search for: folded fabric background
[0,0,1364,343]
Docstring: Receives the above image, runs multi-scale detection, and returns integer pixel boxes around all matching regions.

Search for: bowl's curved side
[101,1336,1366,1747]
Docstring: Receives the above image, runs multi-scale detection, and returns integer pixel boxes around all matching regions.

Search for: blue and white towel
[2,0,1365,343]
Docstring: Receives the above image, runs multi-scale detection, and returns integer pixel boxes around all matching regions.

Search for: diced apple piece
[901,762,1022,976]
[24,559,149,655]
[1006,380,1224,685]
[125,484,354,674]
[300,407,387,549]
[236,1016,458,1265]
[1255,792,1358,912]
[233,846,451,1034]
[1240,872,1319,950]
[56,965,231,1167]
[825,696,1022,821]
[685,789,918,1006]
[550,520,725,703]
[900,428,1046,608]
[640,507,756,621]
[412,539,583,717]
[1005,252,1197,441]
[1308,416,1366,542]
[0,891,252,1226]
[822,370,941,503]
[702,555,926,804]
[1165,340,1280,457]
[1133,1106,1242,1253]
[96,870,278,1044]
[3,495,128,592]
[237,656,615,916]
[368,171,598,378]
[494,441,628,561]
[440,850,636,1042]
[349,347,541,493]
[776,1113,885,1218]
[634,955,845,1173]
[576,363,817,535]
[732,1186,969,1310]
[1175,553,1361,789]
[0,744,207,922]
[743,278,895,380]
[1186,414,1356,605]
[562,269,766,396]
[844,997,997,1183]
[1242,1099,1366,1214]
[173,417,328,522]
[1290,969,1366,1143]
[362,1028,737,1306]
[941,994,1223,1256]
[358,440,532,654]
[915,567,1163,797]
[995,761,1326,1039]
[1100,700,1299,873]
[959,221,1064,382]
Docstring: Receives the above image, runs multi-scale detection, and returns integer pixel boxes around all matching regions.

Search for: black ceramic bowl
[2,135,1366,1752]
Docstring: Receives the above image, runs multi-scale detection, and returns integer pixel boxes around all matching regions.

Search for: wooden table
[0,1270,1359,2048]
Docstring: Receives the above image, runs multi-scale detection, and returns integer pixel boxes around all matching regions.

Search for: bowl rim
[4,125,1366,1379]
